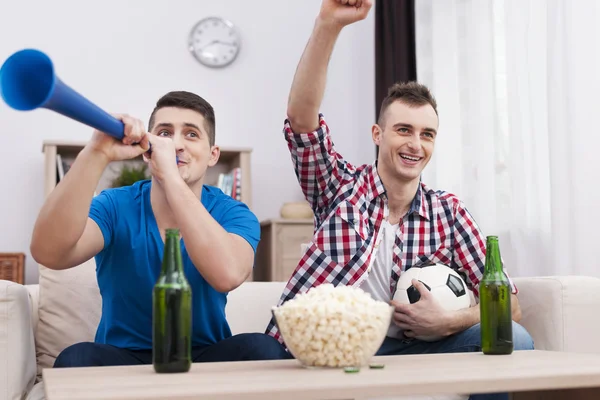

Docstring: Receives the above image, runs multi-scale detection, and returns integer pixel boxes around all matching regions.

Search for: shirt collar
[368,161,387,201]
[410,182,430,221]
[368,162,430,221]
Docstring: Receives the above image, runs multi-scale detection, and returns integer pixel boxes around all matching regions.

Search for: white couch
[1,260,600,400]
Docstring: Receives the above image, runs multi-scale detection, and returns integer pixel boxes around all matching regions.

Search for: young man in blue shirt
[30,91,289,367]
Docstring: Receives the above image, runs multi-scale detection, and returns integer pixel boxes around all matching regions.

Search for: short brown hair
[378,81,438,126]
[148,91,216,146]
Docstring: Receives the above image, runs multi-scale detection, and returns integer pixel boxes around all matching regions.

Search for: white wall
[0,0,376,284]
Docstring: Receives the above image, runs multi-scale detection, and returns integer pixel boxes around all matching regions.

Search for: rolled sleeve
[283,114,328,148]
[282,113,356,221]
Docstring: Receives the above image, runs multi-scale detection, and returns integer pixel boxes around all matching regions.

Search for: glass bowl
[272,284,394,368]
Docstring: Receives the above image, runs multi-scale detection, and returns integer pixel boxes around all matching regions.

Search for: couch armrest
[0,280,37,400]
[513,276,600,354]
[27,284,39,334]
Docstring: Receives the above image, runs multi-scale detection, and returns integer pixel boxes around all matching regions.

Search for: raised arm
[287,0,372,133]
[30,115,149,270]
[285,0,373,219]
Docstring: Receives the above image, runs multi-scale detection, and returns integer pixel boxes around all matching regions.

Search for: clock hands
[216,41,237,47]
[198,40,237,51]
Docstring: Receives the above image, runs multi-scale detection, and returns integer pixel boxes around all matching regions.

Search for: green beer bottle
[153,228,192,373]
[480,235,513,355]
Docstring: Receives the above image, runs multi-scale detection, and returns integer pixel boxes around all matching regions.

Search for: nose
[406,133,420,151]
[172,131,185,151]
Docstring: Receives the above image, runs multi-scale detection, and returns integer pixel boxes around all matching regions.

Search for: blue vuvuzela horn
[0,49,170,160]
[0,49,126,139]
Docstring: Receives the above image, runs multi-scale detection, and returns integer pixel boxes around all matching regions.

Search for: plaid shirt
[265,114,517,343]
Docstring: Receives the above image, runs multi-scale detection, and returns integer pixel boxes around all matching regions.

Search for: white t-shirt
[359,219,399,303]
[359,219,405,338]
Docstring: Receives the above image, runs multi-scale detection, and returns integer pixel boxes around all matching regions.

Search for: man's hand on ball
[391,279,454,339]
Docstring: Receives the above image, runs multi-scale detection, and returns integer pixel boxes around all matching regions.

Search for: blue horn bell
[0,48,125,139]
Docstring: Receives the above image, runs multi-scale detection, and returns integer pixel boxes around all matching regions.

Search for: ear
[372,124,383,146]
[208,145,220,167]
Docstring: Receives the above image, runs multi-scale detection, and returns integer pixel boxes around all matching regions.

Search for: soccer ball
[390,263,472,342]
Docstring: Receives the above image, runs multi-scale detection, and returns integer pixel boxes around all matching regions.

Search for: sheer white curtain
[415,0,600,277]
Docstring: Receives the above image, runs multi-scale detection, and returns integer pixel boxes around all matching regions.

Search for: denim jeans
[376,322,535,400]
[53,332,290,368]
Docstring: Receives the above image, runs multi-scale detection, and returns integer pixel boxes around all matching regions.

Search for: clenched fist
[87,114,150,162]
[318,0,373,28]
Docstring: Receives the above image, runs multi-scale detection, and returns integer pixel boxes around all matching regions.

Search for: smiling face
[372,83,439,185]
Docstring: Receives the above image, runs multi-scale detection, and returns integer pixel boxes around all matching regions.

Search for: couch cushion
[225,281,286,335]
[513,276,600,354]
[35,260,101,378]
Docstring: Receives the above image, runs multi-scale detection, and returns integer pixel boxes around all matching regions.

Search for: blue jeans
[376,322,535,400]
[53,332,290,368]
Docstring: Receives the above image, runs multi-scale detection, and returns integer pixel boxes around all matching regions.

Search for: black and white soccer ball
[390,263,472,342]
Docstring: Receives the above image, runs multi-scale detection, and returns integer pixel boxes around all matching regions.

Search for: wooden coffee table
[43,350,600,400]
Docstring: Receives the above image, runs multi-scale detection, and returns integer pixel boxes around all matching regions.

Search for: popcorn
[272,284,394,368]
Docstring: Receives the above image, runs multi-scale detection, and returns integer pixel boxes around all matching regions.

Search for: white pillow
[35,258,101,378]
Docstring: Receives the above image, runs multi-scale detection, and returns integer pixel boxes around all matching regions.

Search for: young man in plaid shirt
[267,1,533,398]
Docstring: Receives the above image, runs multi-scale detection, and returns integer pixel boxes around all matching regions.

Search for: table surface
[43,350,600,400]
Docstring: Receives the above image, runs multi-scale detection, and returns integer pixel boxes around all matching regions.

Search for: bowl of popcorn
[272,283,394,368]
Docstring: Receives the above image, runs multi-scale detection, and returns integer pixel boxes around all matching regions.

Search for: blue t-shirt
[88,179,260,350]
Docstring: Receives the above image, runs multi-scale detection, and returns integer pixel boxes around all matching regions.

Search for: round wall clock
[188,17,241,68]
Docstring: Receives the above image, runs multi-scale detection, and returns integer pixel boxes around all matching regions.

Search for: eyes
[157,130,199,139]
[396,127,435,140]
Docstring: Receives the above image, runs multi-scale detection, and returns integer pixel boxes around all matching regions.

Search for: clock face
[188,17,240,68]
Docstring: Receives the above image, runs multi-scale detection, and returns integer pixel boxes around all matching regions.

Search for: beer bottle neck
[485,237,503,274]
[161,229,183,275]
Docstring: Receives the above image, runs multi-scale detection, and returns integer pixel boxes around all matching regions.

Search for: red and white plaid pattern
[266,114,517,344]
